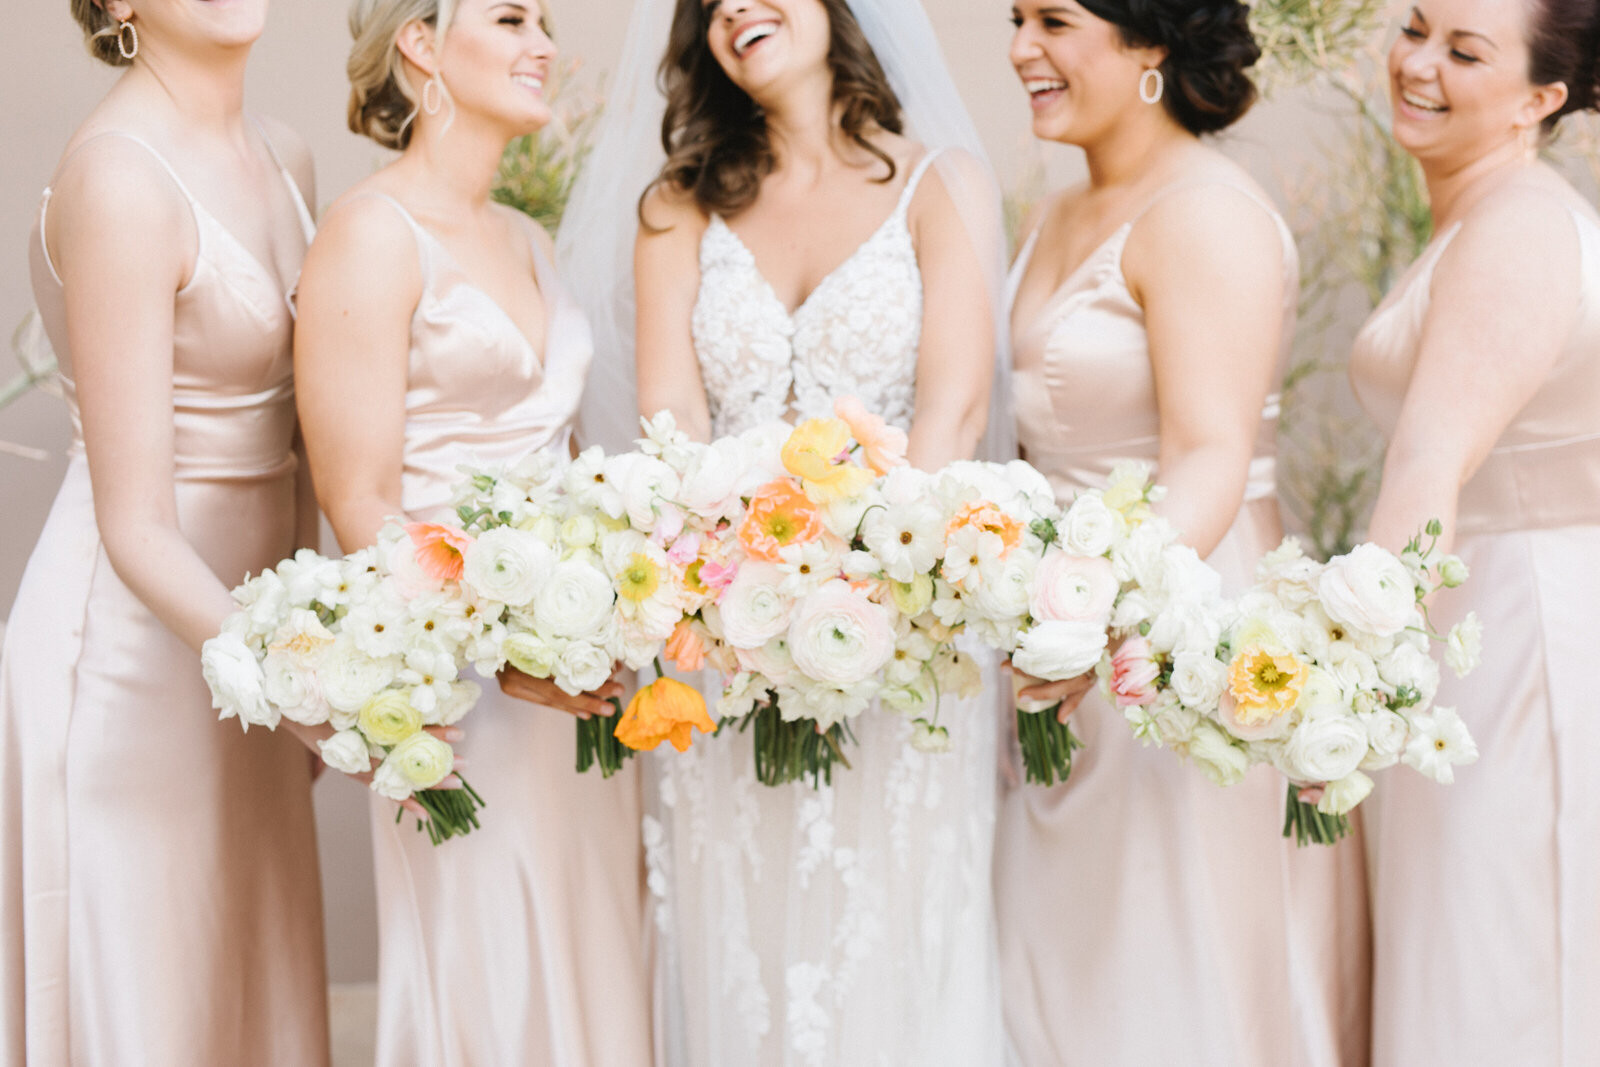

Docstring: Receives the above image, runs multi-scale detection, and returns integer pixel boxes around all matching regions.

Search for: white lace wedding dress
[646,152,1007,1067]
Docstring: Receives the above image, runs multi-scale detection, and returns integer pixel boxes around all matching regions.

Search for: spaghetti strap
[339,191,434,281]
[247,115,317,241]
[893,148,947,218]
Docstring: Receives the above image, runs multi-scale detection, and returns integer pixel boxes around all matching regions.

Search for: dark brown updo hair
[1525,0,1600,131]
[1076,0,1260,134]
[644,0,904,220]
[71,0,133,67]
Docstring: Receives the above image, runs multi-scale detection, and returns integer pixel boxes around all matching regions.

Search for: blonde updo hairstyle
[71,0,134,68]
[347,0,458,150]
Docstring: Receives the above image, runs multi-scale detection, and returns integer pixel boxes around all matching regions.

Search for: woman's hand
[497,666,625,720]
[281,720,466,818]
[1011,667,1097,724]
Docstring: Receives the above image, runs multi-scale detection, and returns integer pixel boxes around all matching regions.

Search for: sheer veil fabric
[558,0,1014,463]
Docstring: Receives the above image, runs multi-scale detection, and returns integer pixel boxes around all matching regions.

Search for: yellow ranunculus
[358,690,424,747]
[614,677,717,753]
[782,418,876,502]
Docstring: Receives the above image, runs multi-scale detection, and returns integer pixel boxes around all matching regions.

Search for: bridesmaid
[1353,0,1600,1061]
[996,1,1368,1064]
[292,1,650,1063]
[0,1,328,1063]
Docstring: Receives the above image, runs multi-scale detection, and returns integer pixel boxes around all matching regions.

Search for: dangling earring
[117,19,139,60]
[421,76,443,116]
[1139,67,1164,105]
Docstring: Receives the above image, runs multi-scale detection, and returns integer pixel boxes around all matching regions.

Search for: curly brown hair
[643,0,904,222]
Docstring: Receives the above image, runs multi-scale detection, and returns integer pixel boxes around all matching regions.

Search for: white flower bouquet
[1113,521,1482,845]
[201,528,493,844]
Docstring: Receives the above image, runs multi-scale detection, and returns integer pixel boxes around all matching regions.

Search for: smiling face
[1388,0,1566,163]
[431,0,556,137]
[700,0,832,102]
[1009,0,1162,147]
[106,0,270,56]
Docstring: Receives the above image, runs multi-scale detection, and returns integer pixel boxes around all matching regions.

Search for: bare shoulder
[49,134,192,250]
[1447,172,1582,276]
[638,180,708,240]
[1133,174,1284,268]
[301,184,420,297]
[253,113,316,202]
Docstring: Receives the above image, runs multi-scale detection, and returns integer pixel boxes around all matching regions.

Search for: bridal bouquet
[201,526,497,844]
[445,451,713,778]
[1116,522,1482,845]
[957,461,1218,786]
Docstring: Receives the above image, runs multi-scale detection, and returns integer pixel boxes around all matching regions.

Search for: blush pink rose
[1030,550,1117,624]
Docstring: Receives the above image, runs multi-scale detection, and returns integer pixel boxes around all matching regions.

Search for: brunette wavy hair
[642,0,904,222]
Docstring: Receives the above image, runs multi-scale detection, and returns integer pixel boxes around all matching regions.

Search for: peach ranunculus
[833,395,908,474]
[781,418,877,502]
[664,619,708,672]
[1225,645,1309,734]
[404,522,475,583]
[945,501,1023,557]
[738,479,825,562]
[614,676,717,753]
[1109,635,1160,707]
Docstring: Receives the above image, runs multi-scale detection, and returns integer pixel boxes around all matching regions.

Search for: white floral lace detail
[691,152,946,438]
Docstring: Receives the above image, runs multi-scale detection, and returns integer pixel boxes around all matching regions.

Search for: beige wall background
[0,0,1331,982]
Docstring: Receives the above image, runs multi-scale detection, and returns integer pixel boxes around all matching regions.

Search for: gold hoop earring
[117,19,139,60]
[1139,68,1164,105]
[422,76,443,116]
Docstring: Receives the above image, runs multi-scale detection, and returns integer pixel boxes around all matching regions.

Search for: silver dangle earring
[422,76,443,116]
[117,19,139,60]
[1139,67,1164,105]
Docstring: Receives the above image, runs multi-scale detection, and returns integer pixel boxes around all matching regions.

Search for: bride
[562,0,1012,1062]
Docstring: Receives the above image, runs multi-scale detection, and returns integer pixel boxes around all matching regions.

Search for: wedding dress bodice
[691,151,944,436]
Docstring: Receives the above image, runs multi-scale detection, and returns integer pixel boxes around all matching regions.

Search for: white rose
[1358,708,1409,770]
[556,642,614,697]
[261,648,328,726]
[202,632,276,729]
[319,729,374,776]
[720,563,794,650]
[1445,612,1483,677]
[1186,721,1250,787]
[1060,494,1118,557]
[1280,713,1368,784]
[533,559,615,640]
[1317,770,1375,815]
[371,732,456,800]
[787,581,897,688]
[1012,619,1108,681]
[1318,544,1419,638]
[1170,650,1227,710]
[462,527,555,608]
[1378,643,1440,706]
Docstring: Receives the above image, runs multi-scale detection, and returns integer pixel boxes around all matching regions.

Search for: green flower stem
[401,776,487,846]
[1016,704,1082,787]
[733,699,855,788]
[576,697,635,778]
[1281,782,1350,847]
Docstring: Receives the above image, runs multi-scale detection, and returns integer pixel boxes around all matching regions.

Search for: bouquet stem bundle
[1015,706,1082,787]
[731,700,855,788]
[403,778,487,846]
[1282,783,1351,847]
[576,699,636,778]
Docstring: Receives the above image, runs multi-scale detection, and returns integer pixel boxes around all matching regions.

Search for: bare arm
[635,187,713,442]
[1364,191,1580,555]
[1127,185,1288,558]
[49,140,237,653]
[906,153,996,470]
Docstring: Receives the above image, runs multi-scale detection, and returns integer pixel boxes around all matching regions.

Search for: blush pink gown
[1350,206,1600,1066]
[345,194,651,1067]
[994,179,1371,1066]
[1,130,329,1065]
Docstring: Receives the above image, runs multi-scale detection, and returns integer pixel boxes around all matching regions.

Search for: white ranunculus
[679,436,752,520]
[503,631,561,678]
[532,559,615,640]
[559,514,599,551]
[1281,713,1368,784]
[720,562,794,650]
[317,638,400,716]
[604,452,681,532]
[1317,770,1375,815]
[1318,544,1419,638]
[463,527,555,608]
[262,648,328,726]
[431,680,481,727]
[1324,642,1381,696]
[1358,708,1409,770]
[787,581,897,688]
[236,570,289,640]
[1445,612,1483,677]
[1378,643,1440,705]
[319,729,374,776]
[1151,691,1201,746]
[1186,721,1250,787]
[1147,599,1222,659]
[202,632,276,729]
[1029,550,1117,624]
[1170,650,1227,710]
[556,642,614,697]
[1012,619,1108,682]
[1255,537,1323,610]
[793,679,878,729]
[972,550,1037,623]
[737,637,797,686]
[371,732,456,800]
